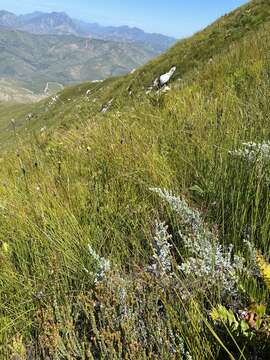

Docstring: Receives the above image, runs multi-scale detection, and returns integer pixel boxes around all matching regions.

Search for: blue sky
[0,0,248,37]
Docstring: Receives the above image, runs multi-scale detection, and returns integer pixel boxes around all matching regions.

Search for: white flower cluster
[48,95,59,108]
[150,188,203,233]
[179,337,193,360]
[229,141,270,163]
[151,188,244,294]
[179,240,244,293]
[87,244,111,283]
[149,221,173,277]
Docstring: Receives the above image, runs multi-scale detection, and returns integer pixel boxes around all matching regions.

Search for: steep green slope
[4,0,270,143]
[127,0,270,92]
[0,102,31,144]
[1,1,270,358]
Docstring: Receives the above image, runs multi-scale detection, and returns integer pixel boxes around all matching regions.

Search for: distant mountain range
[0,10,176,53]
[0,27,160,102]
[0,10,177,102]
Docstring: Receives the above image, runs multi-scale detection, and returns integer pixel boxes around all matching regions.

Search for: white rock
[159,66,176,86]
[153,78,159,87]
[101,98,114,113]
[157,85,171,95]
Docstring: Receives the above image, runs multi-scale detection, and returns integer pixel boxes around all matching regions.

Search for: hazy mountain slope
[0,80,45,103]
[0,10,17,26]
[0,27,157,97]
[2,1,270,358]
[72,19,176,52]
[0,10,176,52]
[18,12,78,36]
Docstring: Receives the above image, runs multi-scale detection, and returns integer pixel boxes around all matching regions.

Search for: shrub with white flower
[229,141,270,163]
[179,336,193,360]
[149,221,173,277]
[150,188,244,296]
[48,95,59,107]
[86,244,111,283]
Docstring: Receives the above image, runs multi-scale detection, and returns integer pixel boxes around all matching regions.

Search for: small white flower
[151,188,245,295]
[149,221,173,277]
[87,245,111,283]
[229,141,270,163]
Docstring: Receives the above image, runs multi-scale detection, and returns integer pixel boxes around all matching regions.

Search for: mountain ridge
[0,10,176,52]
[0,26,160,101]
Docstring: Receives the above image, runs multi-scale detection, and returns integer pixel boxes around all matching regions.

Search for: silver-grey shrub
[150,188,244,296]
[149,221,173,277]
[229,141,270,163]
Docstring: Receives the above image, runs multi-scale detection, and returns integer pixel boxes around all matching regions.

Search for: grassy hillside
[1,0,270,358]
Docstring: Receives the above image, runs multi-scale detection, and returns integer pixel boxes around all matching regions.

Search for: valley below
[0,79,46,102]
[0,11,176,102]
